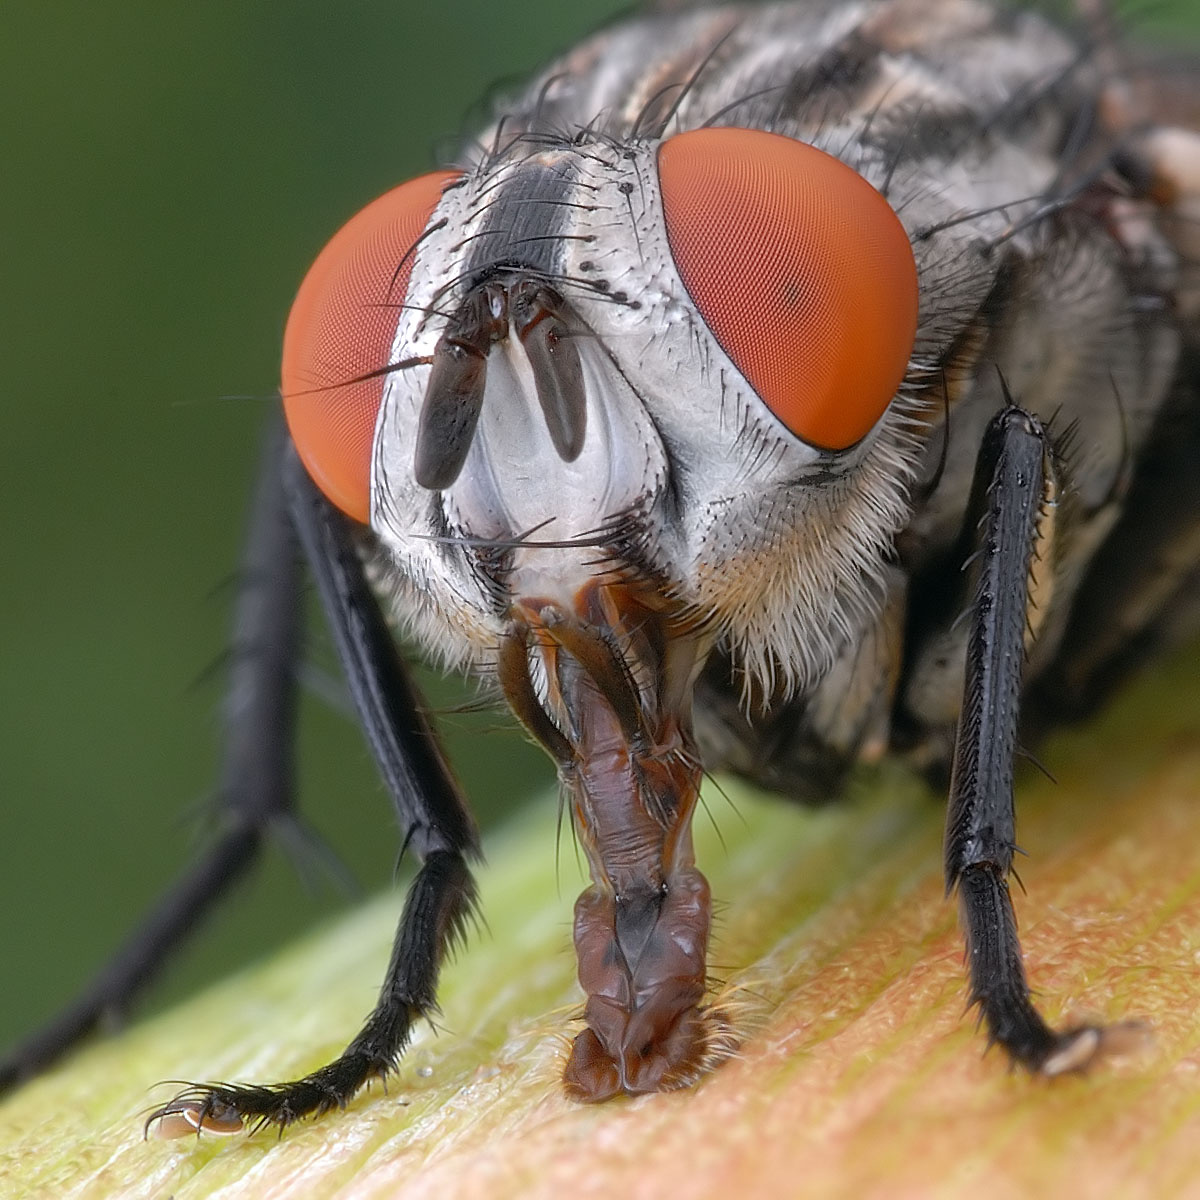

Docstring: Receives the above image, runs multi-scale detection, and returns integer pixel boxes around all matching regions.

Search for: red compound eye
[657,127,918,450]
[281,170,459,522]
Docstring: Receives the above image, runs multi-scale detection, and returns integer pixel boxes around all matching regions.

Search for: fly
[2,0,1198,1135]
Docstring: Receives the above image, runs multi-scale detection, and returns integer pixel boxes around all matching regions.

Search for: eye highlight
[282,170,460,522]
[657,127,918,450]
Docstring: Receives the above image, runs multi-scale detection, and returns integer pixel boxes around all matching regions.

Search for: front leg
[145,438,482,1136]
[945,403,1129,1073]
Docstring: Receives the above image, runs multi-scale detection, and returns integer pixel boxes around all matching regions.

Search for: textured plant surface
[2,646,1198,1200]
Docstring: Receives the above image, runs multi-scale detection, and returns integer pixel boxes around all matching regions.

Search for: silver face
[351,0,1199,1097]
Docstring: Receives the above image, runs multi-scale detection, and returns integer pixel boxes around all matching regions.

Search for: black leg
[145,437,482,1135]
[945,404,1108,1074]
[279,442,480,867]
[0,417,304,1093]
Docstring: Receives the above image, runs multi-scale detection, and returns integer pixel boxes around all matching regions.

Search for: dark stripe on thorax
[466,159,578,283]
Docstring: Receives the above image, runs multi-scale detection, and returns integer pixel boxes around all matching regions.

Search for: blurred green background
[0,1,1196,1063]
[0,0,628,1055]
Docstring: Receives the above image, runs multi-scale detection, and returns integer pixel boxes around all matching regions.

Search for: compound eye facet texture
[657,127,918,450]
[282,170,459,522]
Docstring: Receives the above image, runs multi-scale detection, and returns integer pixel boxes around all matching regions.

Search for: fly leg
[0,418,306,1094]
[946,403,1117,1074]
[145,435,481,1135]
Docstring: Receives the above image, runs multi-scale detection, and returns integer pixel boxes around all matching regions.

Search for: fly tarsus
[146,850,476,1138]
[957,863,1122,1076]
[145,1056,389,1138]
[958,862,1151,1076]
